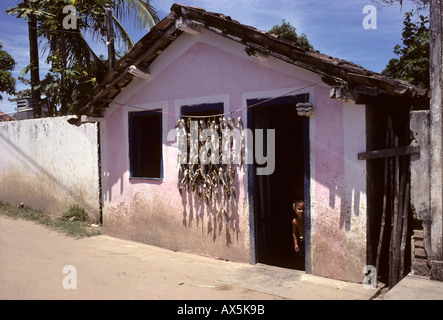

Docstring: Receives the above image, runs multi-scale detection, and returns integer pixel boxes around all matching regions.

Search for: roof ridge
[75,3,429,120]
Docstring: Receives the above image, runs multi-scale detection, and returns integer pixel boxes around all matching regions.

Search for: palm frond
[63,29,106,70]
[112,14,135,52]
[113,0,160,31]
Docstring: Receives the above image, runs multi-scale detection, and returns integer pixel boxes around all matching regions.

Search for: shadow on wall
[0,121,100,221]
[315,139,365,231]
[180,167,242,247]
[313,97,366,233]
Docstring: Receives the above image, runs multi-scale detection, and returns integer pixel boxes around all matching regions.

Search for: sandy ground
[0,215,281,300]
[0,215,379,301]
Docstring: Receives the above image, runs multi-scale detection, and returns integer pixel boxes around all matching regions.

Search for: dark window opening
[128,109,163,179]
[181,103,224,119]
[180,103,224,162]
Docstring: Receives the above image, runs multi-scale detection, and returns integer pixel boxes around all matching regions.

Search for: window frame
[180,102,224,166]
[128,109,164,180]
[180,102,224,118]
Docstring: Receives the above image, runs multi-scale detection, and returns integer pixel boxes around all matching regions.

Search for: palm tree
[45,0,159,114]
[28,8,42,118]
[7,0,159,115]
[6,0,43,117]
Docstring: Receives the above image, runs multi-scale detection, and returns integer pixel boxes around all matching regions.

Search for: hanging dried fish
[182,168,190,192]
[203,173,212,205]
[194,166,202,180]
[197,182,204,198]
[177,119,187,166]
[218,166,226,188]
[205,173,212,192]
[227,117,235,131]
[186,117,191,130]
[187,132,191,152]
[221,133,231,162]
[220,117,226,130]
[237,116,245,167]
[236,117,243,130]
[177,165,184,195]
[199,119,207,130]
[176,113,242,232]
[228,163,235,185]
[209,121,220,154]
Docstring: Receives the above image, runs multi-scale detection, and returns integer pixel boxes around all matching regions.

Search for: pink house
[75,4,428,282]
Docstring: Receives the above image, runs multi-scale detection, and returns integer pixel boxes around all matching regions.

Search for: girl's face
[293,202,304,216]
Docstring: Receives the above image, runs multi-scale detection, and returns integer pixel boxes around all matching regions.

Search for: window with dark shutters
[128,109,163,179]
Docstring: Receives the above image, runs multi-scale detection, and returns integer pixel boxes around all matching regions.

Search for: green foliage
[6,0,159,115]
[8,77,31,103]
[382,11,429,88]
[0,201,101,238]
[4,0,45,19]
[268,20,313,50]
[38,55,105,114]
[0,42,16,101]
[61,205,89,222]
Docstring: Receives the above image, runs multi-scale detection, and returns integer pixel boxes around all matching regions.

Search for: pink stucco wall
[101,33,367,281]
[312,86,347,279]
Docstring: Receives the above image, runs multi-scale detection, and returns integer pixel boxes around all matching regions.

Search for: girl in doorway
[292,200,305,254]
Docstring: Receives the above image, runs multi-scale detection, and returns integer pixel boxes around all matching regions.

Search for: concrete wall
[0,116,100,222]
[100,29,367,281]
[429,0,443,279]
[310,97,367,282]
[410,111,432,261]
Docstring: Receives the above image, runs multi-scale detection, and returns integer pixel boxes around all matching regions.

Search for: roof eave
[75,3,429,123]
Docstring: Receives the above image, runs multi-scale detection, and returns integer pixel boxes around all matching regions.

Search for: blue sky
[0,0,428,114]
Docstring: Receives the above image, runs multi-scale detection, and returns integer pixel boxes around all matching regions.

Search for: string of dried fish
[176,116,245,226]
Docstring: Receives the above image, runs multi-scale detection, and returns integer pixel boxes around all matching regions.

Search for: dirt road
[0,215,282,300]
[0,215,379,301]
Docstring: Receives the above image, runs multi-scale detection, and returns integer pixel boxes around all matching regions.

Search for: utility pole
[429,0,443,280]
[106,7,116,71]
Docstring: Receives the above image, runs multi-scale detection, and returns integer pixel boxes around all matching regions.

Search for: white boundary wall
[0,116,100,222]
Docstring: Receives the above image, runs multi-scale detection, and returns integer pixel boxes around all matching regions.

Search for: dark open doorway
[247,93,310,271]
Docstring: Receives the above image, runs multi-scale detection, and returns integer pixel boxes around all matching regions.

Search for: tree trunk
[106,8,116,71]
[59,24,68,115]
[28,12,41,118]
